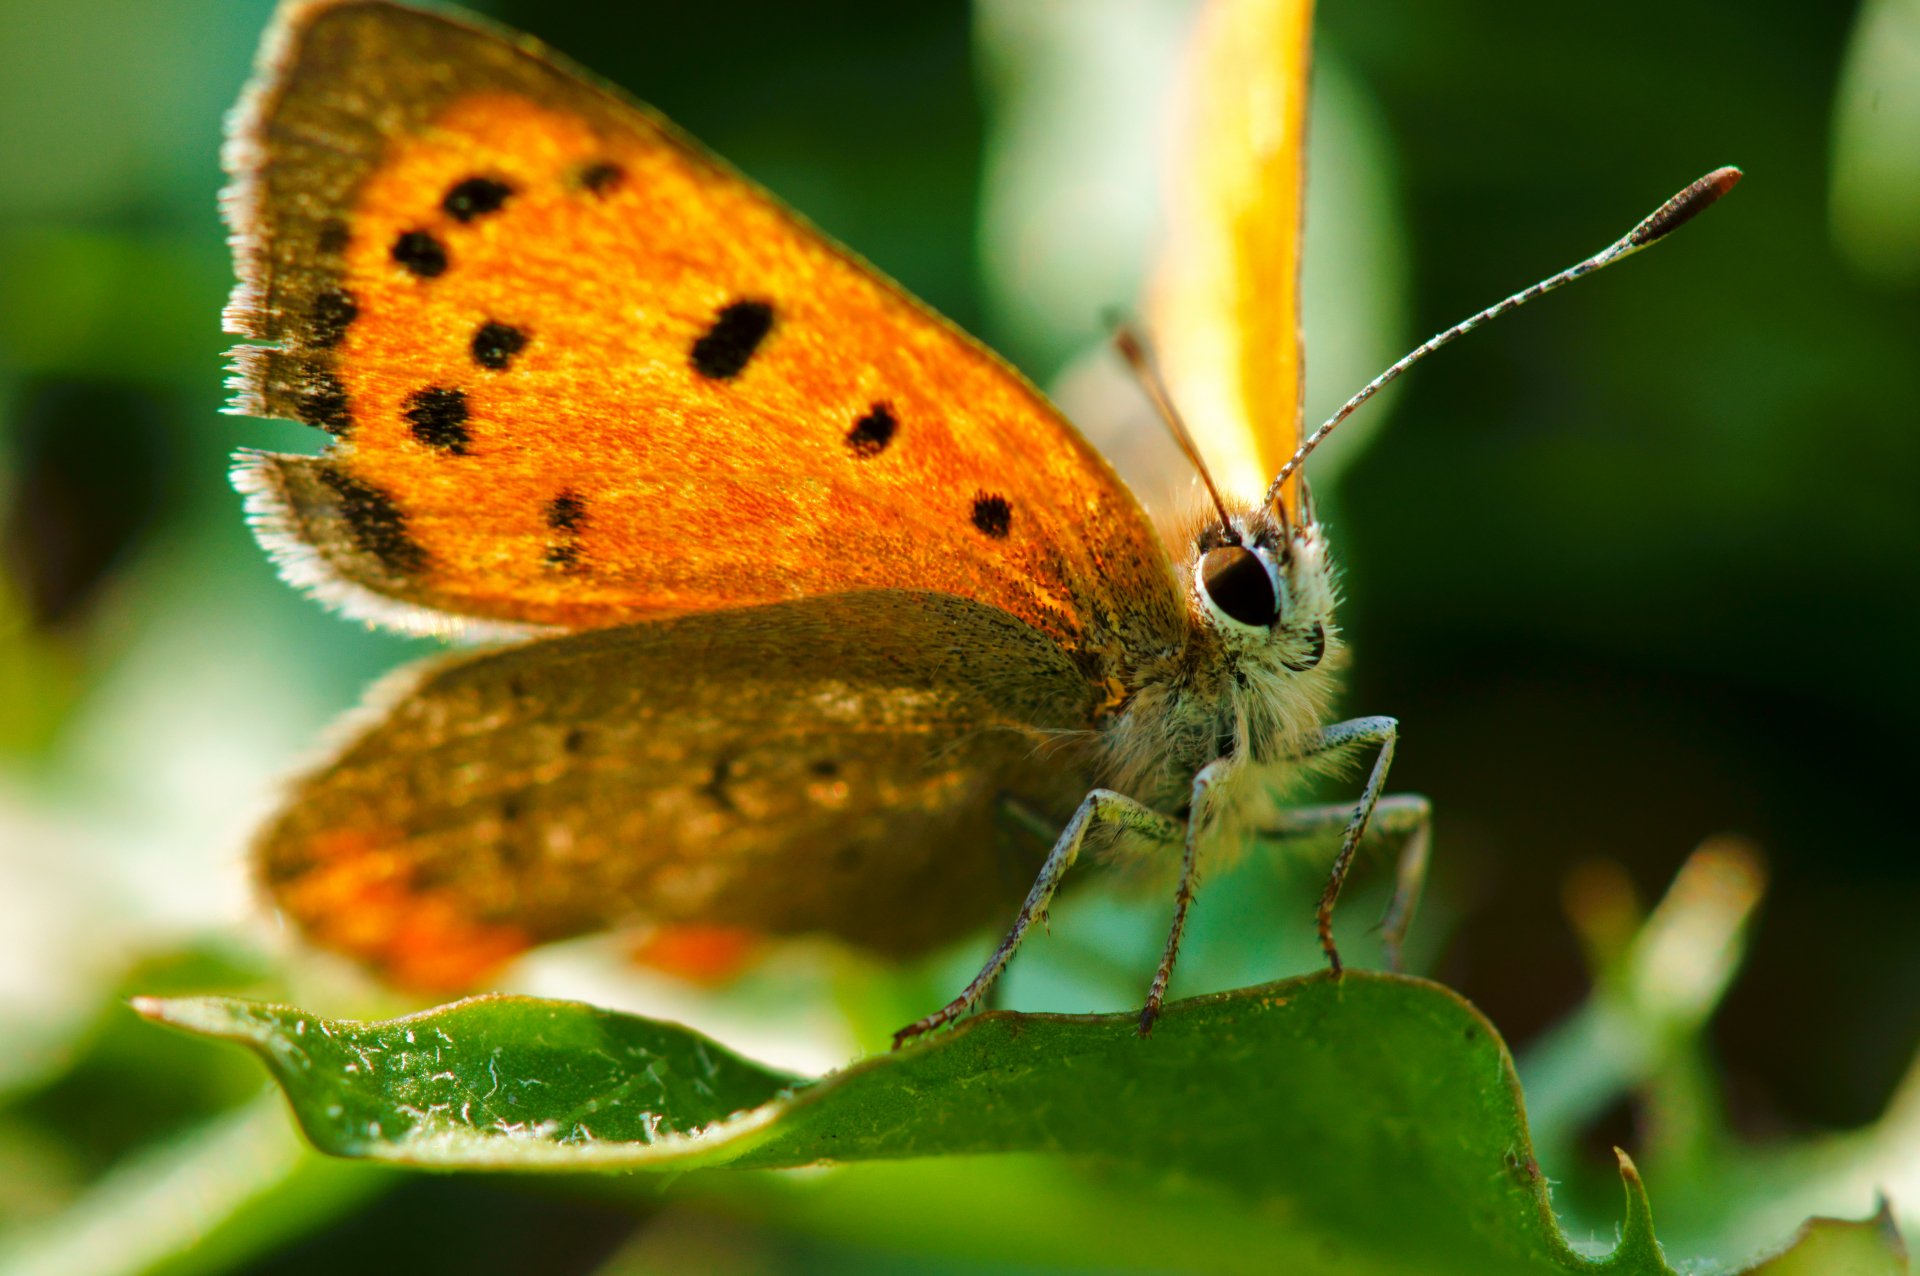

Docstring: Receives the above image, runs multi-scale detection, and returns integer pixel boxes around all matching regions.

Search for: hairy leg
[1258,792,1432,971]
[1294,716,1402,975]
[1139,758,1233,1036]
[893,788,1183,1047]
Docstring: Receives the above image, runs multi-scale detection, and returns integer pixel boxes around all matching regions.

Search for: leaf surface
[135,972,1881,1274]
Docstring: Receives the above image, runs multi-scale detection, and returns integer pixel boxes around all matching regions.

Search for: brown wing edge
[232,449,550,639]
[221,0,633,350]
[220,0,1164,638]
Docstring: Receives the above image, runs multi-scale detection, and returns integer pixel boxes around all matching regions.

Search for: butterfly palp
[1281,622,1326,672]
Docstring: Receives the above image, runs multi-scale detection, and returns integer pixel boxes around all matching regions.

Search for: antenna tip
[1630,166,1743,247]
[1108,318,1150,369]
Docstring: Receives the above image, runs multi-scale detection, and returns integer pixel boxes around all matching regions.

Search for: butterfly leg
[1377,797,1432,973]
[1257,793,1432,972]
[1300,716,1401,976]
[1139,758,1233,1037]
[892,789,1183,1048]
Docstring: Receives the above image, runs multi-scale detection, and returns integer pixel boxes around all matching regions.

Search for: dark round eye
[1199,546,1278,628]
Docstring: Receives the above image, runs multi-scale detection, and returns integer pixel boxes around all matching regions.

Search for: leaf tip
[127,994,169,1020]
[1612,1147,1662,1259]
[128,994,259,1042]
[1869,1194,1909,1262]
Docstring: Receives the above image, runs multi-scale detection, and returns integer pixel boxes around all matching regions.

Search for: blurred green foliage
[2,0,1917,1272]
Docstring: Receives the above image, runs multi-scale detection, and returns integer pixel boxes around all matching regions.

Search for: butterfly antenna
[1262,167,1743,512]
[1111,323,1238,539]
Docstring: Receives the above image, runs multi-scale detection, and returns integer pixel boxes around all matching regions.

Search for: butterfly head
[1190,490,1335,678]
[1107,323,1334,678]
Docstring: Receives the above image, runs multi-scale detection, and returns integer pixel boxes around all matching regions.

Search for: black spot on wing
[545,492,585,531]
[391,229,447,278]
[702,755,740,813]
[846,403,897,458]
[442,176,514,222]
[971,492,1012,539]
[544,491,585,570]
[404,387,470,454]
[315,218,350,256]
[690,300,774,380]
[308,288,357,348]
[317,466,424,575]
[578,161,624,194]
[471,320,527,370]
[296,371,352,436]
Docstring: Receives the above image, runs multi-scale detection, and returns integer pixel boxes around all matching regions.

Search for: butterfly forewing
[257,591,1096,989]
[1149,0,1312,517]
[227,0,1182,667]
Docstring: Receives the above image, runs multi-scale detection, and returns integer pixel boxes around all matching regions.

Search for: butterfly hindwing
[256,591,1097,989]
[227,0,1184,667]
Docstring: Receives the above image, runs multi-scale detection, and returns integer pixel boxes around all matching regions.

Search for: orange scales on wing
[276,827,532,990]
[224,0,1192,993]
[630,925,763,986]
[242,10,1183,671]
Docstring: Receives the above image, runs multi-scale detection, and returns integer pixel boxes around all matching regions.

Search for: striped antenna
[1262,167,1742,512]
[1111,321,1239,541]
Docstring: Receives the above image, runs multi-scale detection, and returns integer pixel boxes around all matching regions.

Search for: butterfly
[226,0,1737,1041]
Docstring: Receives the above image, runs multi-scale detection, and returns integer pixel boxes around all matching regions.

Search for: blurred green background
[2,0,1917,1272]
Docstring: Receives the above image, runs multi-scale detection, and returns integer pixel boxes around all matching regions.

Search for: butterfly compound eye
[1198,546,1279,629]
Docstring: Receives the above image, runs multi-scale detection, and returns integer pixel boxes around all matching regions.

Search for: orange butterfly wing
[257,591,1095,990]
[1150,0,1313,518]
[227,0,1183,671]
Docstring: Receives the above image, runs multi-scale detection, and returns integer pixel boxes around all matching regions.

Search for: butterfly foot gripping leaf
[225,0,1739,1027]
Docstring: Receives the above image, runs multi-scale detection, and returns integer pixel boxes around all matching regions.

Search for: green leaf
[1745,1201,1910,1275]
[134,973,1910,1274]
[130,993,802,1169]
[140,972,1687,1274]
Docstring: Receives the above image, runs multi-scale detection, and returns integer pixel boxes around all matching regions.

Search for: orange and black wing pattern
[226,0,1184,670]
